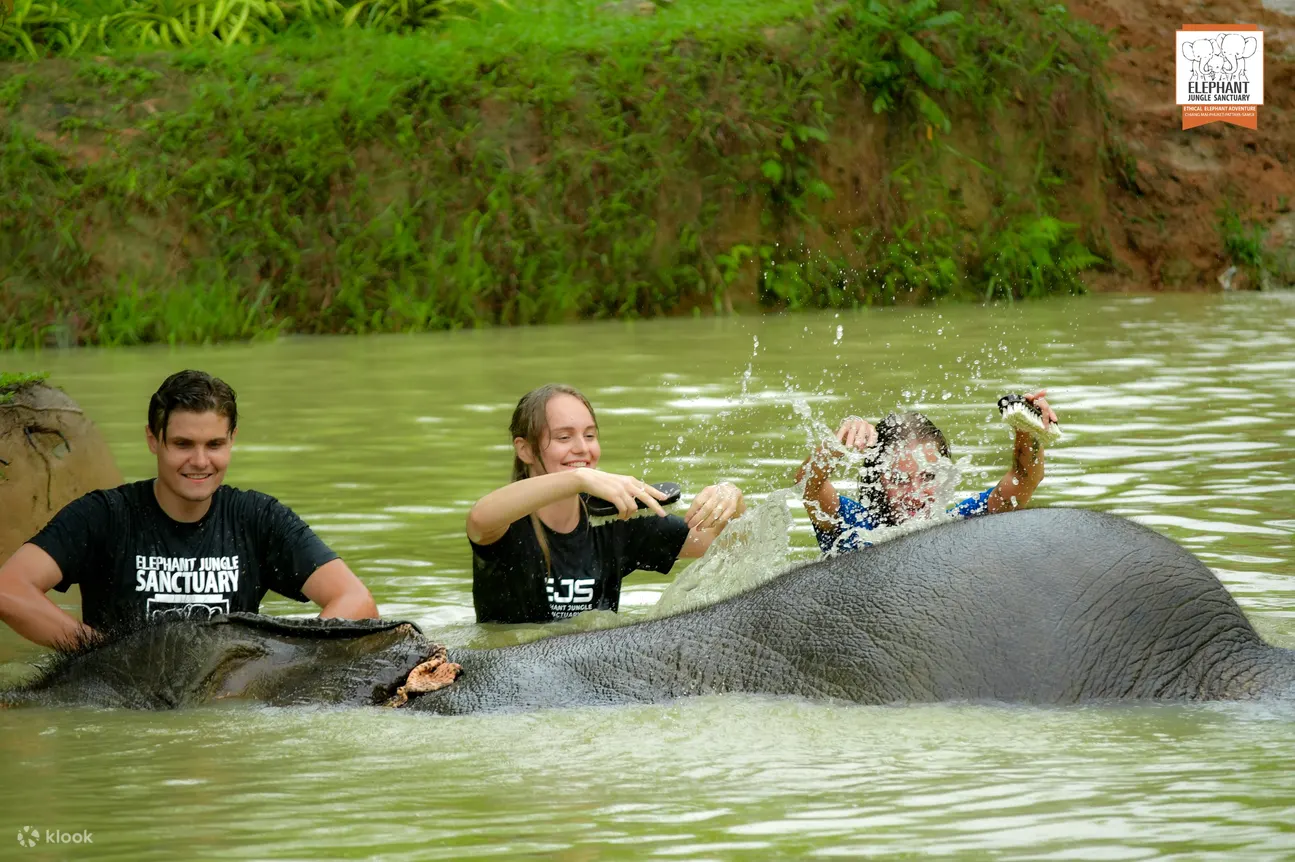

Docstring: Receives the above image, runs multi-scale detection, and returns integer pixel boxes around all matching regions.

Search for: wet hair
[857,412,950,527]
[147,370,237,442]
[509,384,599,572]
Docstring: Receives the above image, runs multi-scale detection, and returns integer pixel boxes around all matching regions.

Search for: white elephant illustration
[1212,33,1259,83]
[1182,37,1219,81]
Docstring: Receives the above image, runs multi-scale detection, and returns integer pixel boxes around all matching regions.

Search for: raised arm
[0,544,95,649]
[796,416,876,534]
[987,390,1056,514]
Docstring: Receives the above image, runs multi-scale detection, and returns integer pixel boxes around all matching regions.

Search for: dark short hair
[147,371,237,441]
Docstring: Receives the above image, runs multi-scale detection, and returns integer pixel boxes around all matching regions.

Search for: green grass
[0,371,51,402]
[0,0,1116,348]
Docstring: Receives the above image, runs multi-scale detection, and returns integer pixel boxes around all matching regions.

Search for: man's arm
[301,558,379,620]
[0,544,95,649]
[796,417,875,535]
[986,431,1045,514]
[986,391,1055,515]
[796,444,843,535]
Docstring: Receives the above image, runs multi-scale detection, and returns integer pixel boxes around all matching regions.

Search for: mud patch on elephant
[385,645,462,708]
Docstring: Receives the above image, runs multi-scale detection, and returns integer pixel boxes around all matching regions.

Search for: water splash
[651,488,800,618]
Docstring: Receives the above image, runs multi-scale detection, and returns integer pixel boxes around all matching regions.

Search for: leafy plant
[981,214,1100,300]
[836,0,962,133]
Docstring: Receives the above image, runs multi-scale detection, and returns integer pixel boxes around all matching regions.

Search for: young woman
[466,384,746,624]
[797,391,1058,555]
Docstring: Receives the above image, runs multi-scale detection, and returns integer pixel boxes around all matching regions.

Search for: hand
[576,468,670,521]
[835,416,877,452]
[1023,390,1058,427]
[685,482,744,531]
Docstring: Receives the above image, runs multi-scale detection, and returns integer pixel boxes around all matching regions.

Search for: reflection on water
[1,292,1293,856]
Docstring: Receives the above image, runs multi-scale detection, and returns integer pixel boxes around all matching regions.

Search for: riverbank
[0,0,1291,348]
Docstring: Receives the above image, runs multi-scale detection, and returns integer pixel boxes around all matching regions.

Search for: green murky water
[2,292,1293,859]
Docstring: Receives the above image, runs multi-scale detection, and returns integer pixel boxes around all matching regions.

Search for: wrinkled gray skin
[411,508,1295,713]
[2,615,436,709]
[5,509,1294,712]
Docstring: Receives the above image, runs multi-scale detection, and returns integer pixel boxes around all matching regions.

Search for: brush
[997,393,1063,447]
[586,482,682,527]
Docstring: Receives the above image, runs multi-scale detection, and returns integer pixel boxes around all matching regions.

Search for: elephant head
[1182,38,1219,79]
[1214,33,1259,81]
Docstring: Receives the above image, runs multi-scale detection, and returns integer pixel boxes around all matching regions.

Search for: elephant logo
[1214,33,1259,82]
[1181,37,1218,81]
[1176,26,1264,129]
[16,826,39,848]
[1182,33,1259,83]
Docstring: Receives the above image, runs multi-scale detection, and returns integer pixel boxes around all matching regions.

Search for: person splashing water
[797,391,1058,556]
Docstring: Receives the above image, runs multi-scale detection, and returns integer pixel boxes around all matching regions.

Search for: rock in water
[0,378,123,561]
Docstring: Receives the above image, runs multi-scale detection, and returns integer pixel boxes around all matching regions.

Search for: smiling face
[879,440,944,522]
[515,393,600,476]
[146,410,235,511]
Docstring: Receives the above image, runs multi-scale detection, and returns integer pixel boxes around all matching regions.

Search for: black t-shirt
[29,479,339,632]
[470,503,691,624]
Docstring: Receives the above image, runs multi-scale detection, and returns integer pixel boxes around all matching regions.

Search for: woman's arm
[678,483,746,558]
[466,468,670,545]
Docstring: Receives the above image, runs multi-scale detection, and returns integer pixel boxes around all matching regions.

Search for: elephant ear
[1182,42,1198,60]
[1243,36,1258,58]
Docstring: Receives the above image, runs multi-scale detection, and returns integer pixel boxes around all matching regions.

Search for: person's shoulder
[74,479,148,511]
[213,485,294,518]
[951,487,994,518]
[837,493,865,518]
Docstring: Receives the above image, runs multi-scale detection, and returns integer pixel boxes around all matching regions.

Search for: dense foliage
[1,0,1115,347]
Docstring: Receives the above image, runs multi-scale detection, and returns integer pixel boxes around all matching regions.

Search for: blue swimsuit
[813,488,994,555]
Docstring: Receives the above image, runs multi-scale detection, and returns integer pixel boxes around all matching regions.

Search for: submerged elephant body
[5,509,1294,712]
[3,615,437,710]
[415,508,1295,713]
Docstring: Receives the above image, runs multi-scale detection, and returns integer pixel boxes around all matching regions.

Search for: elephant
[0,378,123,563]
[1211,33,1259,83]
[4,508,1294,712]
[1182,38,1219,81]
[1,614,438,709]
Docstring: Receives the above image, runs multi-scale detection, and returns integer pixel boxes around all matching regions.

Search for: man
[0,370,378,648]
[797,391,1059,555]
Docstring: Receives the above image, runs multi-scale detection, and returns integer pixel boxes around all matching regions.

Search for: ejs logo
[1176,24,1264,129]
[548,578,595,604]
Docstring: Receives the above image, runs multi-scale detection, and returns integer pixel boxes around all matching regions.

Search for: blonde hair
[509,384,599,573]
